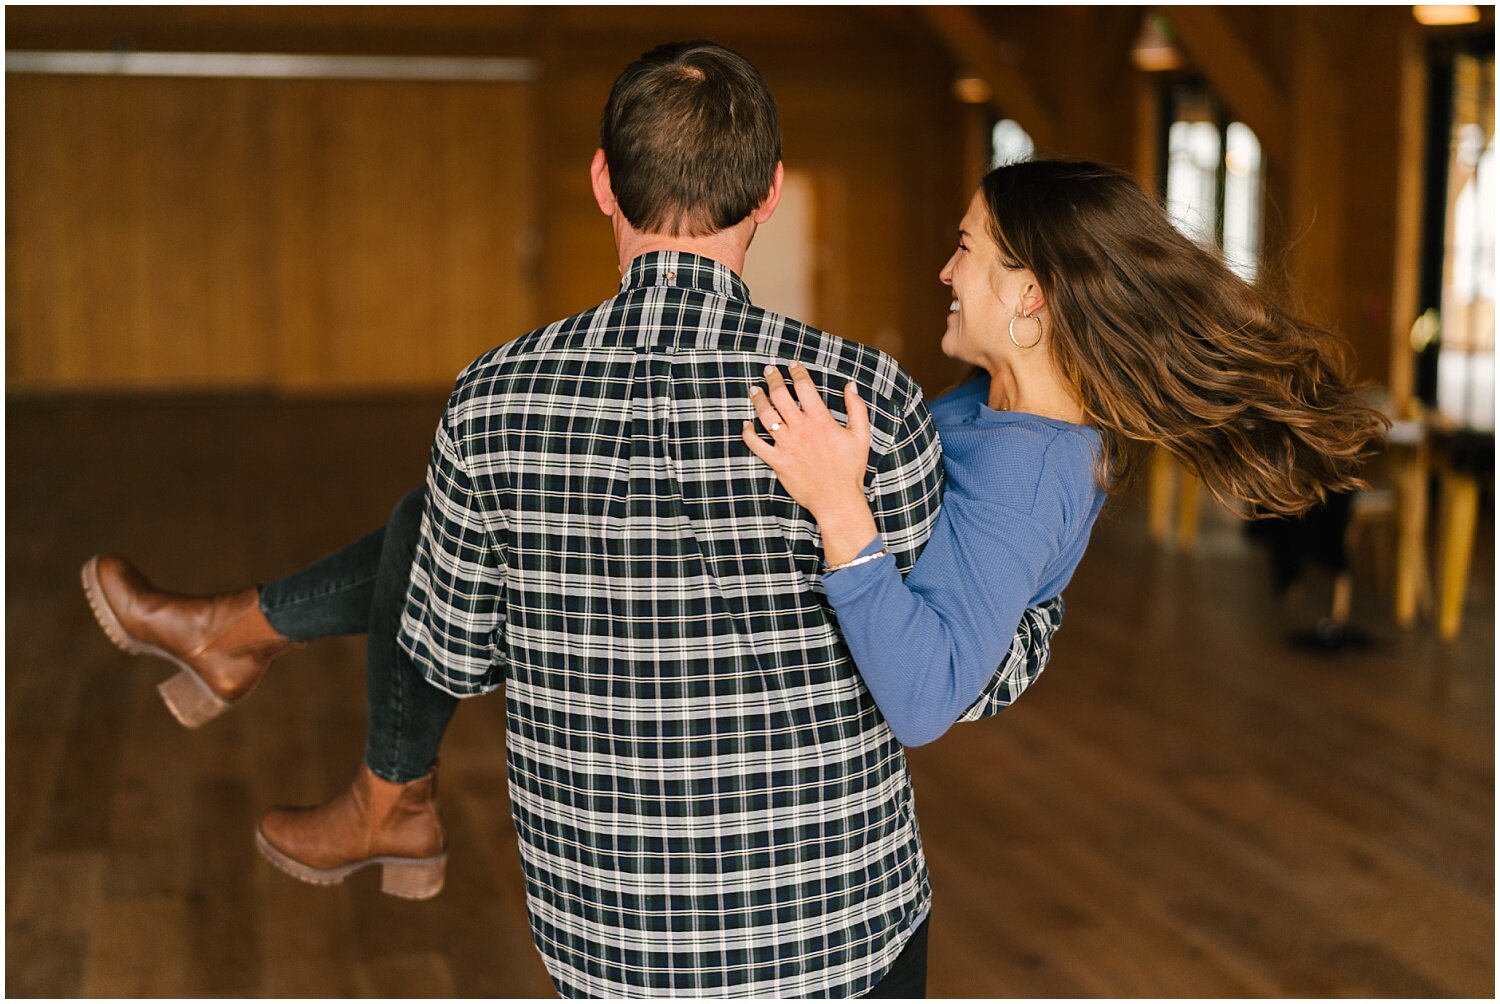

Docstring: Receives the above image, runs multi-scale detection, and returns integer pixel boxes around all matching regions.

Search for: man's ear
[750,161,785,225]
[590,149,616,218]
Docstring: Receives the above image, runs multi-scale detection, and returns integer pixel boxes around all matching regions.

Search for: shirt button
[666,272,677,282]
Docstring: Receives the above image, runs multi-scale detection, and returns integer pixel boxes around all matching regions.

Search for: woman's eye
[956,241,969,252]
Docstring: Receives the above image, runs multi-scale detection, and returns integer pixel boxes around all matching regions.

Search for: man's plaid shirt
[400,252,1061,998]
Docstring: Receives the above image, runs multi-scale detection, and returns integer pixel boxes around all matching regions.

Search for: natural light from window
[1166,113,1262,284]
[1222,123,1263,283]
[991,119,1034,167]
[1165,120,1220,248]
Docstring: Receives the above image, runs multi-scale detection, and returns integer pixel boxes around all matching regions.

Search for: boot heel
[157,668,229,728]
[380,856,446,899]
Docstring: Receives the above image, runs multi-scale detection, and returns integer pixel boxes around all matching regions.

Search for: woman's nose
[939,254,955,285]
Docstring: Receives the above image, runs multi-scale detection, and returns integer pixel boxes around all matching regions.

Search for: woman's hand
[741,363,879,566]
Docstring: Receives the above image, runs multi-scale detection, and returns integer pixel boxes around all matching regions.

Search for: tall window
[1222,123,1264,283]
[1162,82,1263,282]
[1435,51,1495,431]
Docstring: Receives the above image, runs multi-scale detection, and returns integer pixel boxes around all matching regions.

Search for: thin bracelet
[823,548,888,575]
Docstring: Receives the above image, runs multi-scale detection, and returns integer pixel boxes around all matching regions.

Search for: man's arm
[398,395,508,698]
[955,596,1063,722]
[864,387,944,576]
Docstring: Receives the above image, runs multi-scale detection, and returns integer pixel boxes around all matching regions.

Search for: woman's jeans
[257,488,457,783]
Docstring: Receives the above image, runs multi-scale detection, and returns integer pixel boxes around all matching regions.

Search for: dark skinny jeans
[257,488,457,783]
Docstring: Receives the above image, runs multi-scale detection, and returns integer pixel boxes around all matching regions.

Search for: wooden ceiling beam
[1161,6,1289,161]
[922,5,1057,150]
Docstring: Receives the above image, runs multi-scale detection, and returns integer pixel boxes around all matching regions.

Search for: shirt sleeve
[398,403,508,698]
[955,596,1064,722]
[865,392,943,575]
[823,492,1062,748]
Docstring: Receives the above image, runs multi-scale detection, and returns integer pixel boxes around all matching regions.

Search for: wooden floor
[7,395,1495,998]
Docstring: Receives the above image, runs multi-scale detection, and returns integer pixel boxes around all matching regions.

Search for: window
[990,119,1034,168]
[1435,53,1495,431]
[1165,119,1220,246]
[1162,82,1263,282]
[1222,123,1264,283]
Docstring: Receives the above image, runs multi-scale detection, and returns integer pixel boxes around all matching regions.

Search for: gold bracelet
[823,548,888,575]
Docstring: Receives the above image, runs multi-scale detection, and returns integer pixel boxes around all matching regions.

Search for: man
[394,41,1059,997]
[83,39,1061,997]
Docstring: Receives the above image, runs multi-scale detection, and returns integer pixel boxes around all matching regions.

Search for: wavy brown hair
[979,159,1387,518]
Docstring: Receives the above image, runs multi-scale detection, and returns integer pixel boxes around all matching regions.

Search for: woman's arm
[743,364,1056,746]
[818,509,1053,746]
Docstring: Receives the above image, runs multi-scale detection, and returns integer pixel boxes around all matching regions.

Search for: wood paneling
[7,75,535,391]
[1287,10,1345,332]
[4,396,1492,996]
[1,6,1461,399]
[6,76,275,388]
[1166,6,1289,162]
[3,6,538,58]
[1389,27,1429,414]
[267,79,536,390]
[922,6,1058,151]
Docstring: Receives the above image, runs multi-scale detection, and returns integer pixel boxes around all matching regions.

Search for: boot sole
[254,827,447,900]
[80,555,231,728]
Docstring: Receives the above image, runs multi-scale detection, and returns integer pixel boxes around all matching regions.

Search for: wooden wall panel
[1288,11,1345,332]
[4,7,538,58]
[7,6,1435,397]
[7,76,276,389]
[1388,27,1430,415]
[7,75,535,392]
[1336,10,1408,389]
[267,80,536,390]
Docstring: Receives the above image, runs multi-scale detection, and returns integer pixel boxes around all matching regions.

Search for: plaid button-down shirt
[400,251,1061,997]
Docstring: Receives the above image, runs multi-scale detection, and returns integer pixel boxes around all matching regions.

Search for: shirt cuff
[822,534,895,603]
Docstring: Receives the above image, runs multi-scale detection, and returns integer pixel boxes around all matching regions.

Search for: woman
[741,159,1383,744]
[82,158,1384,897]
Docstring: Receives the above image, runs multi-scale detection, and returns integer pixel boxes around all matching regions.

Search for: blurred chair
[1432,427,1493,640]
[1390,408,1493,641]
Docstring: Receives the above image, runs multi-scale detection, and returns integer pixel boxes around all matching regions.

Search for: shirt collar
[619,251,752,304]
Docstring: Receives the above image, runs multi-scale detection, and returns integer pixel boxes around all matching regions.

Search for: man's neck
[613,218,755,276]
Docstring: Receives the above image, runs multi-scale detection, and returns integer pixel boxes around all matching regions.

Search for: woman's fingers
[759,363,869,439]
[787,363,831,419]
[747,386,786,438]
[844,381,870,441]
[763,366,803,427]
[744,367,872,515]
[741,420,777,463]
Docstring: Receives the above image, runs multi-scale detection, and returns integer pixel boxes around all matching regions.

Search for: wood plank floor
[7,395,1494,997]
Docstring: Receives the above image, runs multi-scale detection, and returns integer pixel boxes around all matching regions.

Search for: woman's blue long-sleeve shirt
[822,376,1106,747]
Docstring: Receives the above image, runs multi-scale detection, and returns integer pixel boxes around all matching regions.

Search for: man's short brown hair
[600,41,781,237]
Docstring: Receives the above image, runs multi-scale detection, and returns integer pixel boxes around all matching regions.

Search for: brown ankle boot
[256,763,447,899]
[80,553,303,727]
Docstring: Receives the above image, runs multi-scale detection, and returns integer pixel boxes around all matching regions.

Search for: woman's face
[938,190,1039,368]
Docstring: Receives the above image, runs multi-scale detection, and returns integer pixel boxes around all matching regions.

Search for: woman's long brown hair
[980,159,1388,517]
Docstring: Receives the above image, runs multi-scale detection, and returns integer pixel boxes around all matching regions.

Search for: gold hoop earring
[1009,309,1043,349]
